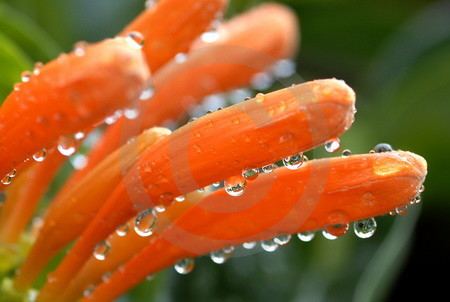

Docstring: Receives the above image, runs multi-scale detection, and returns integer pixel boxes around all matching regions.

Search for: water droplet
[33,62,44,75]
[283,154,304,170]
[146,274,155,281]
[83,285,95,297]
[174,52,187,63]
[224,176,247,197]
[7,169,16,178]
[140,86,155,100]
[124,31,145,49]
[175,195,185,202]
[323,223,349,240]
[1,175,12,185]
[410,195,421,205]
[197,187,205,193]
[353,218,377,239]
[212,182,221,187]
[201,29,219,43]
[255,93,266,103]
[242,168,258,181]
[324,138,341,153]
[395,205,408,215]
[419,185,425,193]
[188,117,197,123]
[244,97,252,101]
[21,71,32,82]
[134,209,157,237]
[154,204,166,212]
[342,149,351,157]
[210,249,230,264]
[261,238,279,252]
[274,234,291,245]
[101,272,112,282]
[272,59,296,78]
[116,223,129,236]
[242,242,257,249]
[145,0,158,9]
[373,143,393,153]
[124,107,139,120]
[174,258,195,274]
[93,240,111,260]
[297,231,315,242]
[73,41,88,57]
[57,135,77,156]
[261,164,275,173]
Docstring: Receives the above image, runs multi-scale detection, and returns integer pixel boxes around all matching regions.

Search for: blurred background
[0,0,449,301]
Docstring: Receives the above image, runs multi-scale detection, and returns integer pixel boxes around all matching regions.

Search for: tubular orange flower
[0,1,428,302]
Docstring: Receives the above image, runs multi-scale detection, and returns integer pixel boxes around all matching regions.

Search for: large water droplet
[1,175,12,185]
[210,249,231,264]
[324,138,341,153]
[134,209,157,237]
[323,223,349,240]
[57,135,77,156]
[124,32,144,49]
[224,176,247,197]
[261,238,279,252]
[93,241,111,260]
[374,143,393,153]
[297,231,315,242]
[282,154,304,170]
[353,218,377,239]
[174,258,195,274]
[274,234,292,245]
[242,241,256,249]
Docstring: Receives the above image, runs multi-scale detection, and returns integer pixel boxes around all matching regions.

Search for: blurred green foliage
[0,0,448,301]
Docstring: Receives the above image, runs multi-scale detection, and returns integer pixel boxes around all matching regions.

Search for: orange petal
[55,2,299,203]
[36,79,355,300]
[120,0,228,72]
[0,38,149,178]
[0,149,65,243]
[82,151,427,301]
[13,128,171,291]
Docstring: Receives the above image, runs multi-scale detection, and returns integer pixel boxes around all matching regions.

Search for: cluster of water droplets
[1,169,16,185]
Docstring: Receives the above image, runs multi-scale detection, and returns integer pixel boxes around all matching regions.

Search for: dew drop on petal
[83,285,95,297]
[145,0,158,9]
[174,258,195,274]
[174,52,187,63]
[140,86,155,101]
[73,41,88,57]
[33,62,44,75]
[134,209,157,237]
[224,175,247,197]
[374,143,393,153]
[261,238,279,252]
[242,242,257,249]
[116,223,129,237]
[57,135,77,156]
[342,149,352,157]
[201,30,219,43]
[21,71,32,82]
[324,138,341,153]
[7,169,16,178]
[261,164,275,173]
[274,234,292,245]
[124,107,139,120]
[323,223,349,240]
[1,175,12,185]
[396,205,408,215]
[210,249,230,264]
[212,182,221,187]
[297,231,315,242]
[124,31,145,49]
[353,218,377,239]
[154,204,166,213]
[93,240,111,261]
[242,168,259,181]
[175,195,185,203]
[283,154,304,170]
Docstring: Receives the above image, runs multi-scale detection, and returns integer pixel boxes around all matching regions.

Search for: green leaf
[0,2,62,62]
[0,31,32,103]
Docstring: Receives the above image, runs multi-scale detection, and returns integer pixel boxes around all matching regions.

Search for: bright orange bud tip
[0,38,150,178]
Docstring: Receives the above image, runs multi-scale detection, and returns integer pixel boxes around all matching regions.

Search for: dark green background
[0,0,448,301]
